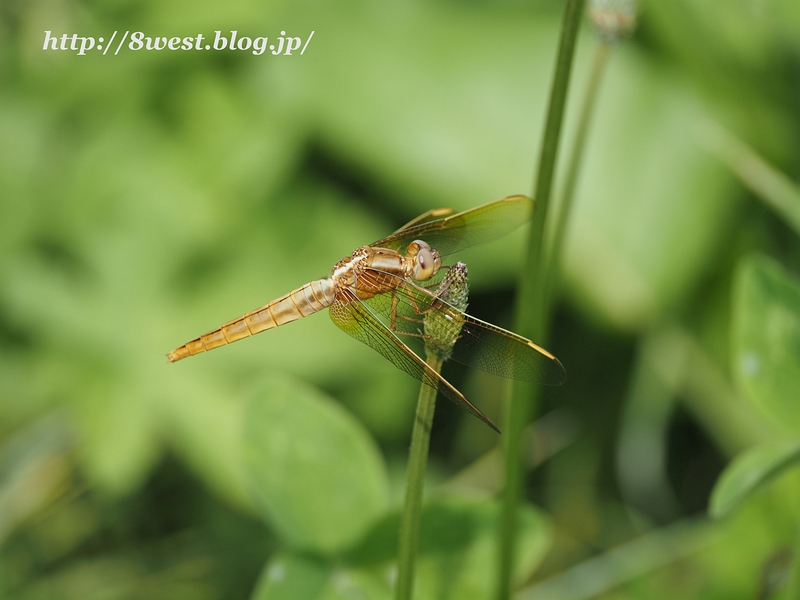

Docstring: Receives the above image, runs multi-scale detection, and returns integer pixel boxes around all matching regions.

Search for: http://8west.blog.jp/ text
[42,30,314,57]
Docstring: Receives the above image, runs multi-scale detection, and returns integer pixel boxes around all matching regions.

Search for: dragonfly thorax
[331,247,366,287]
[329,243,442,302]
[331,245,406,294]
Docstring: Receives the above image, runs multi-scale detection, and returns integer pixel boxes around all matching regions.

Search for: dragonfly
[168,195,566,432]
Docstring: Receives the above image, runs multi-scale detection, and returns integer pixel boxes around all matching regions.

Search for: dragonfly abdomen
[167,278,334,362]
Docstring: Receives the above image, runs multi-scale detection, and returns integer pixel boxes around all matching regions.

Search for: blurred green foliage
[710,440,800,519]
[252,500,550,600]
[732,255,800,431]
[245,376,389,554]
[1,0,800,598]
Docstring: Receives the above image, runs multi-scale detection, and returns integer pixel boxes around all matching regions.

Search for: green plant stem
[496,1,586,598]
[515,0,588,340]
[395,356,442,600]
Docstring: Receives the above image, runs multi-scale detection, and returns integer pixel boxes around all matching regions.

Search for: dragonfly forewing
[329,288,500,433]
[392,207,455,234]
[373,195,534,257]
[361,272,566,386]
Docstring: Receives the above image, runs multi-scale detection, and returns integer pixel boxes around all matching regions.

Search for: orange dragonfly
[168,195,565,432]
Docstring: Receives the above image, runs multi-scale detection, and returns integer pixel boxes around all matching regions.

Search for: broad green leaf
[251,554,331,600]
[251,553,393,600]
[244,376,389,554]
[732,255,800,432]
[710,440,800,519]
[161,375,254,512]
[345,499,552,600]
[562,47,733,331]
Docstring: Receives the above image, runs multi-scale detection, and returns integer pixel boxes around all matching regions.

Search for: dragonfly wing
[372,195,534,257]
[392,207,455,234]
[362,272,566,386]
[329,289,500,433]
[449,313,566,385]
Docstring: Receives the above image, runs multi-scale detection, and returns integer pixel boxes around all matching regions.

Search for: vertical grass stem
[395,358,441,600]
[496,1,586,598]
[396,263,469,600]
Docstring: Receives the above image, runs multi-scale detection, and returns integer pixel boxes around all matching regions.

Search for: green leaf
[345,499,552,599]
[244,376,389,554]
[710,440,800,519]
[251,554,331,600]
[732,255,800,432]
[561,47,734,331]
[162,375,254,513]
[251,553,394,600]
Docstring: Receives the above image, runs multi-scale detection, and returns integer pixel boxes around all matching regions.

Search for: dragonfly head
[408,240,441,281]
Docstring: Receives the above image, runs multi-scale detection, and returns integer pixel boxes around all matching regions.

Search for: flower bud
[589,0,637,41]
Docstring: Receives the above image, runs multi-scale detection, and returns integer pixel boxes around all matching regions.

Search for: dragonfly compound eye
[414,244,436,281]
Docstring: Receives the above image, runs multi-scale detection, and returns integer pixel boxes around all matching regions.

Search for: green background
[2,0,800,598]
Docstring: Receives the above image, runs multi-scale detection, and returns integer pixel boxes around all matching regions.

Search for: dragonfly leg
[389,287,430,339]
[394,314,428,339]
[401,282,438,317]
